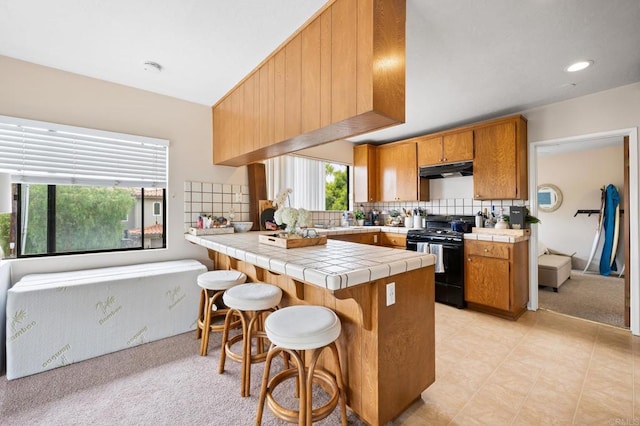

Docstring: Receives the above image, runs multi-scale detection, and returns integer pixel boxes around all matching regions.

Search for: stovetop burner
[407,215,476,242]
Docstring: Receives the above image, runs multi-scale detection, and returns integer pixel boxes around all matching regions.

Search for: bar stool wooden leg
[195,288,206,340]
[199,290,214,356]
[200,289,228,356]
[195,269,247,356]
[255,305,346,425]
[306,343,347,426]
[255,344,277,426]
[218,283,282,397]
[256,346,307,426]
[218,307,244,375]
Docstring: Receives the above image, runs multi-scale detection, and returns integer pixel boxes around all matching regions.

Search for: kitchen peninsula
[185,231,436,425]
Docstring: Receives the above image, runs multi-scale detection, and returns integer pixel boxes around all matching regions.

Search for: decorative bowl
[232,221,254,233]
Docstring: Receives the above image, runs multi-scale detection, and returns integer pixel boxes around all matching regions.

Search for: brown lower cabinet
[327,231,407,249]
[464,239,529,320]
[329,232,380,245]
[379,232,406,249]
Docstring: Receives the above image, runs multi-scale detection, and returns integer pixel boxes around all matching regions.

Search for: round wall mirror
[537,183,563,212]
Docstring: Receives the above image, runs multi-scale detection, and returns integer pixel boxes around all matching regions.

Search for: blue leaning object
[599,184,620,276]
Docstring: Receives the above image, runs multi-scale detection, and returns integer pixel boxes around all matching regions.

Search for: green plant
[354,210,366,220]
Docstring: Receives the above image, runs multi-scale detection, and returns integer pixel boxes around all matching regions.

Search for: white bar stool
[196,270,247,356]
[218,283,283,397]
[256,305,347,426]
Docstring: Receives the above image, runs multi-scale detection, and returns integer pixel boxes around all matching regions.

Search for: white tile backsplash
[184,180,252,230]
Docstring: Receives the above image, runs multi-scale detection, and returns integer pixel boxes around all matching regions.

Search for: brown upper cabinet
[354,144,378,203]
[354,114,527,202]
[377,142,425,202]
[473,116,528,200]
[417,130,473,166]
[212,0,406,166]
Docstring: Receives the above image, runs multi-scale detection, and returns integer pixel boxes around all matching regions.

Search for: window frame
[265,155,350,211]
[0,114,169,258]
[14,184,166,258]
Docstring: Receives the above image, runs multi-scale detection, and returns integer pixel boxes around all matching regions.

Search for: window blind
[0,115,168,188]
[265,155,326,210]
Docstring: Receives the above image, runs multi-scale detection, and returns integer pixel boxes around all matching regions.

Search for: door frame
[528,127,639,335]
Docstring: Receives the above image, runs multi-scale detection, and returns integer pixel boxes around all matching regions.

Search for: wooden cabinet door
[354,144,377,202]
[284,34,302,141]
[377,144,397,202]
[258,59,275,148]
[331,0,357,124]
[473,121,517,199]
[243,73,259,154]
[230,85,244,159]
[465,255,510,311]
[380,233,406,248]
[396,143,418,200]
[443,130,473,163]
[329,232,379,245]
[301,17,321,135]
[274,49,286,143]
[417,131,473,166]
[417,136,443,166]
[378,142,417,201]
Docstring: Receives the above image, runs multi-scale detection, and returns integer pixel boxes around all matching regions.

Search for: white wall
[522,81,640,333]
[0,55,239,279]
[537,144,624,270]
[524,82,640,141]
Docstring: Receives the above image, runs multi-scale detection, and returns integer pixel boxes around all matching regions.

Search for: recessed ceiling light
[143,61,162,73]
[566,60,593,72]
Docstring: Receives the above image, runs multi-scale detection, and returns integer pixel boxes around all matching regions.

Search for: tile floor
[395,304,639,425]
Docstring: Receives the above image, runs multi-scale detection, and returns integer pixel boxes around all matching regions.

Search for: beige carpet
[538,269,625,328]
[0,331,363,425]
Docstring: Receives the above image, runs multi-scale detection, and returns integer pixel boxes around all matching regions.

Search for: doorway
[528,128,639,334]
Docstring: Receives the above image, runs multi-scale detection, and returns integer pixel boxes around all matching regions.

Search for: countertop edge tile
[185,233,434,290]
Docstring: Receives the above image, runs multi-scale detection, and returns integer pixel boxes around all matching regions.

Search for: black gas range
[406,215,475,308]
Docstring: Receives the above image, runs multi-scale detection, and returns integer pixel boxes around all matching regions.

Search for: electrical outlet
[386,282,396,306]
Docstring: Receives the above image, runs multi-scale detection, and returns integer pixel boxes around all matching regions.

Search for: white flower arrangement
[273,188,292,208]
[272,188,310,233]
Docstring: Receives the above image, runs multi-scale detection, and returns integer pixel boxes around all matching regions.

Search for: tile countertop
[313,225,412,235]
[185,231,435,291]
[465,227,531,243]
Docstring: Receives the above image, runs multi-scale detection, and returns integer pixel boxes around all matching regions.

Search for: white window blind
[0,115,168,188]
[265,155,326,210]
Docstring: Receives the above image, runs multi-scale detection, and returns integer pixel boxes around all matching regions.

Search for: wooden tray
[259,233,327,249]
[188,227,234,236]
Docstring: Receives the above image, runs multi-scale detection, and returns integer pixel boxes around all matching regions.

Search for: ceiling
[1,0,639,145]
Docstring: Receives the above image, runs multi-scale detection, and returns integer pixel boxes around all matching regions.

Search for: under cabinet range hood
[419,161,473,179]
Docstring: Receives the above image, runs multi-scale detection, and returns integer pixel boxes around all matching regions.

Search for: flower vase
[285,222,297,236]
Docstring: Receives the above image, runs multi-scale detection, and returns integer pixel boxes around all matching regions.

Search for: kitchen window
[0,115,168,257]
[264,155,348,211]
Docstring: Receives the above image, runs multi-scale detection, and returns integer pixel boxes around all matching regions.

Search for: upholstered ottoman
[538,254,571,291]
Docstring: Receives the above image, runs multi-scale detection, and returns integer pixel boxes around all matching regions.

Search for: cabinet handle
[483,248,488,252]
[467,257,471,262]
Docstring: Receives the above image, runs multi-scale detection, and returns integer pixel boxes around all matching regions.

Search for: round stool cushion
[198,270,247,291]
[223,283,282,311]
[265,305,341,350]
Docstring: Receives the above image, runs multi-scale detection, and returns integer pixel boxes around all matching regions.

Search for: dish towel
[429,244,445,273]
[417,242,429,253]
